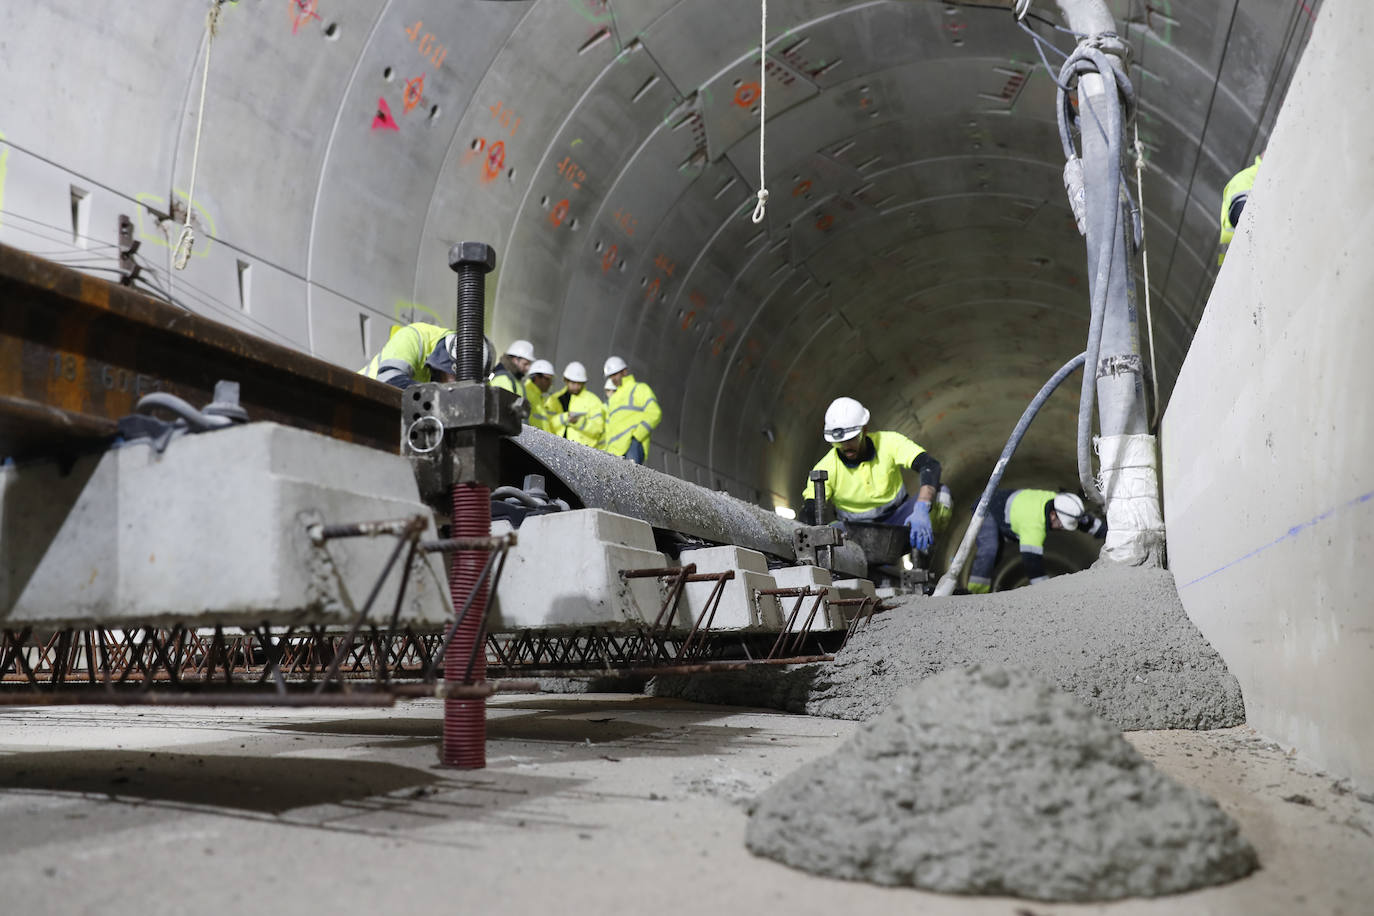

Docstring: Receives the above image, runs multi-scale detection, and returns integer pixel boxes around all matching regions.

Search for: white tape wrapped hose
[1095,433,1165,566]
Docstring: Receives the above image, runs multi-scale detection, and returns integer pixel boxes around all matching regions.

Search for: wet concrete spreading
[745,665,1260,901]
[655,566,1245,731]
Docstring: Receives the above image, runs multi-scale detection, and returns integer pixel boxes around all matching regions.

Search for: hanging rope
[1133,122,1161,428]
[174,1,224,270]
[750,0,769,224]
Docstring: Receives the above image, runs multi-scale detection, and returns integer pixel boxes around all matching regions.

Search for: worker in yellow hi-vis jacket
[602,355,660,464]
[549,361,605,448]
[359,322,456,389]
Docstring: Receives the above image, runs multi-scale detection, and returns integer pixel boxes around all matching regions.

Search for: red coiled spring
[443,482,491,768]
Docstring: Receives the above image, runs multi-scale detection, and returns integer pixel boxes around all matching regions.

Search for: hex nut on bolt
[449,242,496,273]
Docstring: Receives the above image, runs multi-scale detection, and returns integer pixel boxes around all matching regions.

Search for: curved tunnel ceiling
[0,0,1317,509]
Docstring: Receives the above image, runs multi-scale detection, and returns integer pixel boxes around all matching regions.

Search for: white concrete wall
[1162,0,1374,787]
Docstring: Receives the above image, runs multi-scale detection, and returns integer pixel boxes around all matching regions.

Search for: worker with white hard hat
[549,360,606,448]
[966,489,1106,593]
[489,339,536,395]
[602,355,661,464]
[359,322,458,389]
[524,359,559,432]
[802,396,944,552]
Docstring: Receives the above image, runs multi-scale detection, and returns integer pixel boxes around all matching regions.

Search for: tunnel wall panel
[1162,0,1373,788]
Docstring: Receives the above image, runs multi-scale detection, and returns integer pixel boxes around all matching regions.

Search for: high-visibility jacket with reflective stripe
[1218,155,1261,264]
[804,431,925,517]
[603,375,661,457]
[526,379,560,432]
[991,488,1056,583]
[549,387,606,448]
[358,322,449,386]
[490,367,521,395]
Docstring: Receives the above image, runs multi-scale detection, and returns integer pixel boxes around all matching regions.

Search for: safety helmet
[1052,492,1086,529]
[603,355,628,376]
[823,397,870,444]
[528,359,555,377]
[439,334,493,376]
[506,339,535,361]
[564,361,588,383]
[604,377,617,392]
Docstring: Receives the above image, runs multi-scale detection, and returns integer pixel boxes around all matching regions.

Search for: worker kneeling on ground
[525,359,559,431]
[967,489,1106,593]
[359,321,459,389]
[603,356,661,464]
[800,397,944,552]
[551,361,606,447]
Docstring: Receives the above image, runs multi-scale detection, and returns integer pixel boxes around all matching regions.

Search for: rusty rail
[0,242,403,459]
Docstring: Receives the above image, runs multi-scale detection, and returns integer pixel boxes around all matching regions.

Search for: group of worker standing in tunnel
[358,324,662,464]
[800,396,1105,593]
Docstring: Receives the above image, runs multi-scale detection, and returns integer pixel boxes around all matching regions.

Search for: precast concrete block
[830,577,879,625]
[771,565,844,631]
[677,545,782,630]
[0,423,452,628]
[489,509,669,632]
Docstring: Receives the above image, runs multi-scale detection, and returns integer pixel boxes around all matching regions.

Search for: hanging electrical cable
[750,0,769,224]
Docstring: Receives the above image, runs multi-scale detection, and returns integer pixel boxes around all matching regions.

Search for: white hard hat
[563,361,588,383]
[1053,492,1087,529]
[823,397,870,443]
[603,355,628,376]
[528,359,555,377]
[438,334,491,375]
[604,377,617,392]
[506,339,535,361]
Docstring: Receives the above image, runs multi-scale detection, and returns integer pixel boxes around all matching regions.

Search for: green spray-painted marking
[134,190,216,258]
[568,0,613,24]
[393,300,445,326]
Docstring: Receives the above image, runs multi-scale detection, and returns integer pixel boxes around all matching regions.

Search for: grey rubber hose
[933,352,1087,597]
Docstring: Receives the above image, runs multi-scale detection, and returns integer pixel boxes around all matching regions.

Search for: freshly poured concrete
[747,667,1257,900]
[655,566,1245,731]
[1161,0,1374,788]
[0,697,1370,915]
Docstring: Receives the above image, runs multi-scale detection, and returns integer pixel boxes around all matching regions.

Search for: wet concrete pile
[745,665,1260,900]
[654,566,1245,731]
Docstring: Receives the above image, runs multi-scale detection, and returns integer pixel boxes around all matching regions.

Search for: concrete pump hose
[933,352,1087,597]
[1058,44,1132,505]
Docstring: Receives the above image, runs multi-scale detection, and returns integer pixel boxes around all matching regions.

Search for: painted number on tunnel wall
[556,156,586,190]
[489,101,522,138]
[405,20,448,69]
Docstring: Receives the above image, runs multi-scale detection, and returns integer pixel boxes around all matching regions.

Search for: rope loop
[750,0,769,223]
[751,188,769,224]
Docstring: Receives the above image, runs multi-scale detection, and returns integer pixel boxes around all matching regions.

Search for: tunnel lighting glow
[774,506,796,519]
[902,556,914,571]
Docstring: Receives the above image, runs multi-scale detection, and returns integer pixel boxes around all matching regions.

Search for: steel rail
[0,242,402,459]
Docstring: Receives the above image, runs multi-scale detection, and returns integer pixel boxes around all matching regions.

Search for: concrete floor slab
[0,696,1370,915]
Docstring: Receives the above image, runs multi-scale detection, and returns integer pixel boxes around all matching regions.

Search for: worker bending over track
[967,489,1105,593]
[800,397,943,552]
[358,322,458,389]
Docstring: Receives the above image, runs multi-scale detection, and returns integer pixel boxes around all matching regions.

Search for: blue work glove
[907,501,933,551]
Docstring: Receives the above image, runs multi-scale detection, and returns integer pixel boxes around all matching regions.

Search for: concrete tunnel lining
[0,0,1297,508]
